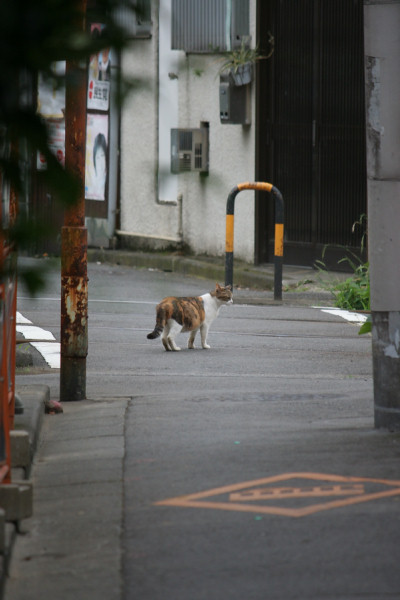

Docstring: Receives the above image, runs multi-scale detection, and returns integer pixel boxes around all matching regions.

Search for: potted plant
[217,34,274,86]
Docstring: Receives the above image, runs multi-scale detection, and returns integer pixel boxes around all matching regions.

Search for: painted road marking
[229,483,365,502]
[155,473,400,518]
[16,312,60,369]
[317,307,368,325]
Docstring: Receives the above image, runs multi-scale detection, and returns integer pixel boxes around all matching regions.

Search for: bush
[331,262,370,311]
[330,260,371,335]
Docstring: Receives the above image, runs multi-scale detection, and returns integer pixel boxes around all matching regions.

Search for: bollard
[225,182,284,300]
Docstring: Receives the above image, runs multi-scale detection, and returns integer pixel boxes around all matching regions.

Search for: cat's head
[213,283,233,304]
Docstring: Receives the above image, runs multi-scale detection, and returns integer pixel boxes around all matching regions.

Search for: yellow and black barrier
[225,181,284,301]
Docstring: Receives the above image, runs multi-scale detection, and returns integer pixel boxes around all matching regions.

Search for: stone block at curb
[10,431,30,470]
[0,482,33,523]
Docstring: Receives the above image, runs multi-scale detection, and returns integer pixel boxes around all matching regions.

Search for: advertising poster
[87,24,111,111]
[37,61,66,119]
[85,113,108,201]
[37,119,65,171]
[37,61,66,170]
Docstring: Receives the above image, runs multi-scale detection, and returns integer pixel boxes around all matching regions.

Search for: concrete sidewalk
[6,389,128,600]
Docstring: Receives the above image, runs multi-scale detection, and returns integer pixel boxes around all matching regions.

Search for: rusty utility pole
[60,0,88,401]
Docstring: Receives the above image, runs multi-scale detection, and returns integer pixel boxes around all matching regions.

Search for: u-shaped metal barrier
[225,182,284,301]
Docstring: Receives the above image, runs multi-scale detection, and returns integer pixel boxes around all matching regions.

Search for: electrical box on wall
[171,127,209,173]
[219,75,251,125]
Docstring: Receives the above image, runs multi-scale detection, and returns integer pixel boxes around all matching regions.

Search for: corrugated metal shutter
[267,0,366,258]
[171,0,249,52]
[273,0,314,244]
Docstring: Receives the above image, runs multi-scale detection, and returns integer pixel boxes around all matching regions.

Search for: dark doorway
[256,0,367,269]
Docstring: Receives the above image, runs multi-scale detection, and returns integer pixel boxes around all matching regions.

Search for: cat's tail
[147,306,167,340]
[147,325,163,339]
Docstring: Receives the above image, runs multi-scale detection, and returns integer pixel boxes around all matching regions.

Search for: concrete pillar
[364,1,400,429]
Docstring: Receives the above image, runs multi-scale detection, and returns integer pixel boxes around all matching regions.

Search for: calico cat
[147,283,233,351]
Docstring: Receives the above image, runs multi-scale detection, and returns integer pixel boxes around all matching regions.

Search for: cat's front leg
[200,324,211,349]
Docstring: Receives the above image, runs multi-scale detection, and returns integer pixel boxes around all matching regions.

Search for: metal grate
[194,143,203,169]
[271,0,366,253]
[179,130,193,151]
[179,153,192,171]
[171,0,249,52]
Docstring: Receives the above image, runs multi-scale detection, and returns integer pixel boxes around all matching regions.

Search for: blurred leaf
[0,0,141,293]
[358,316,372,336]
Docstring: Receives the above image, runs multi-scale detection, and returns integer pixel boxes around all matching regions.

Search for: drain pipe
[177,193,183,247]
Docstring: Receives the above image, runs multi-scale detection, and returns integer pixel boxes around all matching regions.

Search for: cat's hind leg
[161,324,170,351]
[188,328,199,349]
[166,320,182,351]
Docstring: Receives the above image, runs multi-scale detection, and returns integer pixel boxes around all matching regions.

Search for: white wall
[120,4,181,242]
[120,1,257,262]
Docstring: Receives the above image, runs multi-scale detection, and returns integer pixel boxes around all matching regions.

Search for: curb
[86,248,338,306]
[13,385,49,470]
[87,248,275,290]
[1,385,48,597]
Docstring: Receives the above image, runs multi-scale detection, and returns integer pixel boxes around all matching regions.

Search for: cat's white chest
[201,293,221,324]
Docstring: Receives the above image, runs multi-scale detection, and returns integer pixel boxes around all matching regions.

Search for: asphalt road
[15,259,400,600]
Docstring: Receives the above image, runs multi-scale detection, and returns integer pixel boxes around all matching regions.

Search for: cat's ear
[215,282,222,291]
[225,284,232,291]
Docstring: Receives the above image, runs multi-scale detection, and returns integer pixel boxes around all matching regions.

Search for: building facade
[32,1,366,267]
[119,0,257,263]
[118,0,367,268]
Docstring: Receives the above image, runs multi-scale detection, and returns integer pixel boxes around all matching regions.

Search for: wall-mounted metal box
[219,74,251,125]
[171,127,209,173]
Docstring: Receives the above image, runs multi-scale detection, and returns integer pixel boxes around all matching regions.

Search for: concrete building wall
[120,19,181,245]
[119,1,257,262]
[363,0,400,429]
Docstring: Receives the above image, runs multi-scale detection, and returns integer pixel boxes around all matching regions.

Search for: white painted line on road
[16,312,60,369]
[31,342,61,369]
[316,307,368,325]
[18,296,157,305]
[16,324,55,341]
[16,312,32,324]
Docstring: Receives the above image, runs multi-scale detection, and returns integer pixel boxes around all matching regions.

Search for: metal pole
[225,186,240,289]
[272,186,284,301]
[60,0,88,401]
[225,182,284,300]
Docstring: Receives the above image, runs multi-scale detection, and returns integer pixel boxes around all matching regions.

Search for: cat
[147,283,233,351]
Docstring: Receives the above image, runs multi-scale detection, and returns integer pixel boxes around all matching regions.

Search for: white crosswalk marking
[16,312,60,369]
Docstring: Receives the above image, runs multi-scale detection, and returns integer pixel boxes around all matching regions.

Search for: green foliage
[316,213,371,334]
[317,256,371,335]
[1,0,134,191]
[0,0,140,292]
[358,315,372,335]
[331,260,370,312]
[216,33,274,76]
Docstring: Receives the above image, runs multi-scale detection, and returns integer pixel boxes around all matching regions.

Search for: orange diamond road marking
[155,472,400,518]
